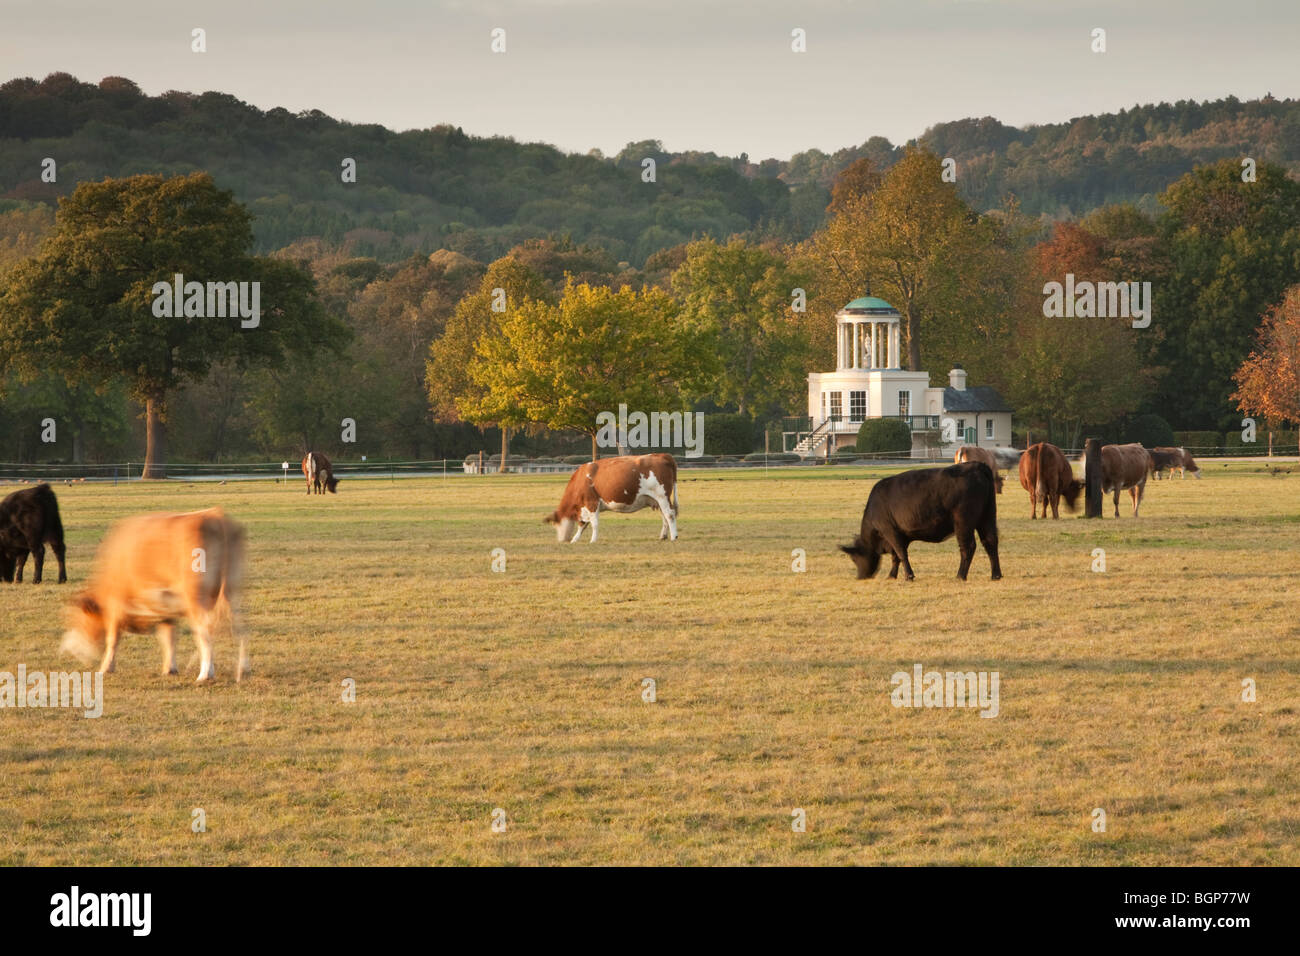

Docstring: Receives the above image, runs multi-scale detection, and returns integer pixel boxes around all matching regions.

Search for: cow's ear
[543,512,557,525]
[76,593,99,615]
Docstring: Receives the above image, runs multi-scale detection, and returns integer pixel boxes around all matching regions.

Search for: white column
[851,322,859,369]
[869,323,877,369]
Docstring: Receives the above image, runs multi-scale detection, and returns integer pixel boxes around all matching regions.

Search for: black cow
[840,461,1002,581]
[0,483,68,584]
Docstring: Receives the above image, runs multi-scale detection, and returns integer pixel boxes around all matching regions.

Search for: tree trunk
[590,433,598,461]
[142,393,167,479]
[72,418,85,465]
[906,307,921,371]
[500,426,508,474]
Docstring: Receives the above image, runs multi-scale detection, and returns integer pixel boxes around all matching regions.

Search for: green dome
[841,296,898,313]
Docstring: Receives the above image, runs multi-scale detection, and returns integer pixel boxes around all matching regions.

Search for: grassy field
[1,463,1298,865]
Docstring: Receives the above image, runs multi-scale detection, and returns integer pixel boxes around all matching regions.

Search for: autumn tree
[0,173,346,476]
[1233,284,1300,426]
[805,147,1020,378]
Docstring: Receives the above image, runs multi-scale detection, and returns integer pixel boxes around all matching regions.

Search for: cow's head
[840,532,884,579]
[61,592,106,663]
[544,509,581,543]
[0,548,14,583]
[325,475,340,493]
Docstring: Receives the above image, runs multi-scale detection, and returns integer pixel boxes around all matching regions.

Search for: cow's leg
[51,539,66,583]
[978,523,1002,580]
[156,622,177,676]
[1028,491,1037,520]
[954,525,976,581]
[193,619,215,683]
[1112,488,1120,518]
[649,488,677,541]
[99,619,120,674]
[31,542,45,583]
[587,511,599,543]
[880,530,915,581]
[1049,493,1060,520]
[14,549,27,582]
[887,551,901,578]
[1132,482,1144,517]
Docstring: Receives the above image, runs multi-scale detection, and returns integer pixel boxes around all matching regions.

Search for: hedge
[856,418,913,456]
[702,413,757,456]
[743,452,800,463]
[1172,431,1222,450]
[1224,428,1299,450]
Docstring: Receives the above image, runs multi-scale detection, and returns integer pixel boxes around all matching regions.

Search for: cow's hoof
[163,667,178,676]
[991,574,1003,581]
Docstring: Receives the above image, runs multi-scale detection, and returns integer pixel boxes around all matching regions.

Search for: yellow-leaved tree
[463,280,709,460]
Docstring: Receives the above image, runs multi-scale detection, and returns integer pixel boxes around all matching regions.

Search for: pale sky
[4,0,1297,160]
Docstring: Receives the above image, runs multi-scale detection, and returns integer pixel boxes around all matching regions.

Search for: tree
[1151,160,1300,428]
[462,280,697,459]
[1233,284,1300,425]
[670,238,810,417]
[805,147,1013,374]
[0,173,347,476]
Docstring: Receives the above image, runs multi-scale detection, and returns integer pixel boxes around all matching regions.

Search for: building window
[849,391,866,422]
[898,391,911,418]
[985,418,994,439]
[956,418,966,437]
[829,392,842,421]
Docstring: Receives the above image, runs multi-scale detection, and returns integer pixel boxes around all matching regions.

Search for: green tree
[670,238,811,417]
[1151,160,1300,428]
[463,280,697,459]
[0,173,347,476]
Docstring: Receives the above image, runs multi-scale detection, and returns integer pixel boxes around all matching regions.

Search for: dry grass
[1,463,1297,865]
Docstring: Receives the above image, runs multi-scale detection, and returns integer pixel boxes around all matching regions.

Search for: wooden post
[1083,438,1103,518]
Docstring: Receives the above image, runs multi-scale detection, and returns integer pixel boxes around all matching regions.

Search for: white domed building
[787,295,1013,458]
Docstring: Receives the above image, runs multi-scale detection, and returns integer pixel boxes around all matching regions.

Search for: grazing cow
[1098,443,1153,517]
[546,454,678,543]
[302,451,339,494]
[0,483,67,584]
[61,508,246,682]
[954,445,1004,493]
[839,461,1001,581]
[1019,442,1083,519]
[1151,446,1201,480]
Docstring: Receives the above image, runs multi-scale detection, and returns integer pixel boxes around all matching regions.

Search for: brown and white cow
[302,451,339,494]
[954,445,1004,493]
[1146,447,1180,480]
[1151,446,1201,480]
[546,454,678,543]
[61,508,246,682]
[1097,443,1154,517]
[1019,442,1083,519]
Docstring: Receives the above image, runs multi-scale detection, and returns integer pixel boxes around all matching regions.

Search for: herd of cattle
[0,441,1203,681]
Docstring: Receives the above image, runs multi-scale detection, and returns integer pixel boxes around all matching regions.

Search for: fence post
[1083,438,1103,518]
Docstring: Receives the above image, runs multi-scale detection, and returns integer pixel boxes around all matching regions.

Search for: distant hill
[2,73,1298,265]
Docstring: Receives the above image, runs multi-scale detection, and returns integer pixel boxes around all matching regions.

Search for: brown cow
[1151,446,1201,480]
[546,454,678,543]
[1019,442,1083,519]
[302,451,339,494]
[954,445,1004,493]
[1098,443,1153,517]
[1146,447,1180,480]
[61,508,246,682]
